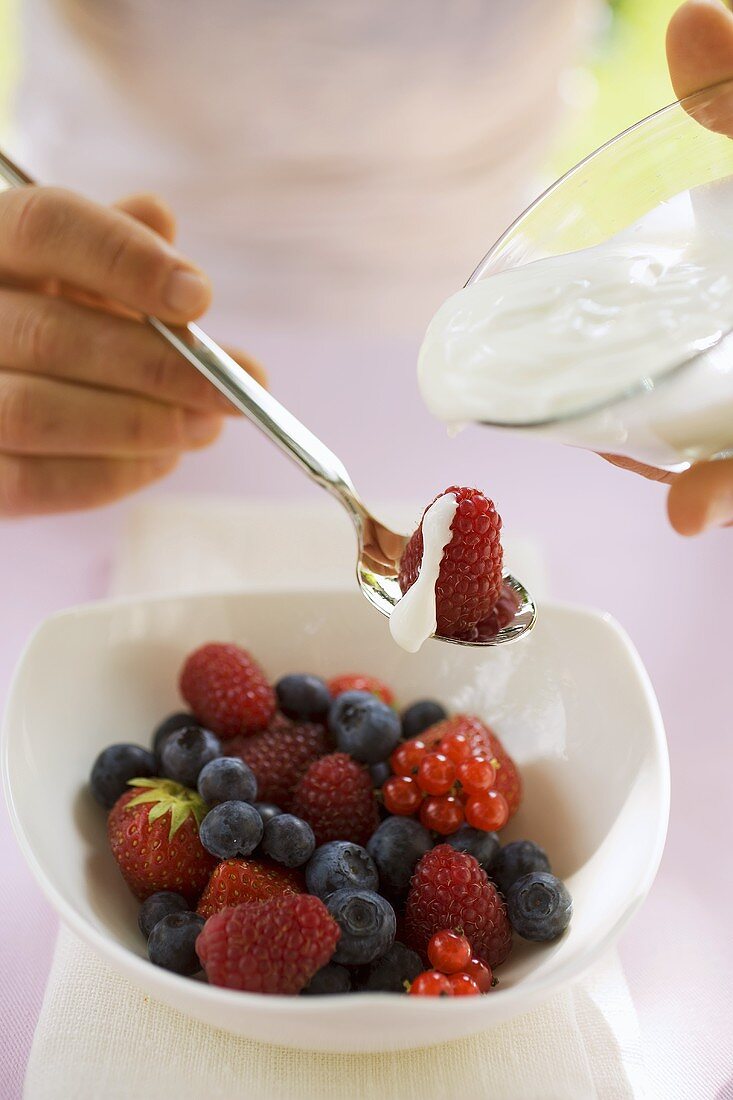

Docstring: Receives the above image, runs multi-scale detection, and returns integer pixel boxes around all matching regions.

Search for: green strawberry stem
[126,777,208,839]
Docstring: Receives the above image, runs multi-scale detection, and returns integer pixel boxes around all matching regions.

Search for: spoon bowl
[356,510,536,646]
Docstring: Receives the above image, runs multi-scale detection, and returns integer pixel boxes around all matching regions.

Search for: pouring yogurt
[418,178,733,467]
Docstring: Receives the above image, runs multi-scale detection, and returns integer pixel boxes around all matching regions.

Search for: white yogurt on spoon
[389,493,458,653]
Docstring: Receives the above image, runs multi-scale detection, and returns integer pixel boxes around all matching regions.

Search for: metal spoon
[0,150,536,647]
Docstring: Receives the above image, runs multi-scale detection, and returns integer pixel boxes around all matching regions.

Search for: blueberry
[400,700,447,739]
[160,725,221,787]
[262,813,315,867]
[198,757,257,805]
[366,817,432,900]
[89,743,156,810]
[445,825,500,870]
[328,691,401,765]
[356,942,423,993]
[301,963,351,995]
[199,800,263,859]
[147,911,205,975]
[326,889,396,966]
[254,802,283,826]
[138,891,189,939]
[305,841,379,898]
[369,762,391,788]
[506,872,572,941]
[151,711,196,763]
[491,840,551,896]
[275,674,331,721]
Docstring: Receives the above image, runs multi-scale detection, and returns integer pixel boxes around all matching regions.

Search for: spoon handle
[0,148,363,517]
[148,319,361,506]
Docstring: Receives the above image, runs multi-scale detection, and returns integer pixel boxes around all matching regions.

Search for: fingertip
[115,193,177,243]
[667,459,733,534]
[182,411,223,449]
[161,266,213,321]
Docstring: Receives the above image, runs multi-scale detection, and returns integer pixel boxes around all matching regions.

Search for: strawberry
[291,752,380,847]
[107,779,216,904]
[196,894,340,994]
[179,642,275,738]
[415,714,522,819]
[196,858,304,919]
[405,844,513,970]
[327,673,395,707]
[399,486,503,639]
[226,713,329,811]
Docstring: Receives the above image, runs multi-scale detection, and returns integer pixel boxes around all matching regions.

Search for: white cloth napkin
[24,499,646,1100]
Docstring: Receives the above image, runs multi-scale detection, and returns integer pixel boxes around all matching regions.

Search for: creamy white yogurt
[389,493,458,653]
[418,180,733,436]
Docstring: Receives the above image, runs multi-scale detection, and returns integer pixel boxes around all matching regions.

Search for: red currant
[464,957,493,993]
[389,739,427,777]
[409,970,454,997]
[456,755,496,793]
[448,973,481,996]
[420,795,464,835]
[438,731,472,764]
[382,775,422,816]
[427,929,472,974]
[417,752,456,795]
[465,789,509,831]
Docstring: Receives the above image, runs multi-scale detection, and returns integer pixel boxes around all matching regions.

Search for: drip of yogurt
[418,180,733,426]
[389,493,458,653]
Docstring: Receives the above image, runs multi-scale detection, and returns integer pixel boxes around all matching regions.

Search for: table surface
[2,330,732,1100]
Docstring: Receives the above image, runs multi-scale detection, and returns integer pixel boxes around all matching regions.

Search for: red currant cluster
[409,930,494,997]
[382,730,510,834]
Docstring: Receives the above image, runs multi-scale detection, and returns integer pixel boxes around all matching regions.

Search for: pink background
[2,328,733,1098]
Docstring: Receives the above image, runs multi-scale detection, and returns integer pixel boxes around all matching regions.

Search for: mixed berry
[89,643,573,996]
[398,485,518,643]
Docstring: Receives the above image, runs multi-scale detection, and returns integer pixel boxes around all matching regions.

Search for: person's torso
[12,0,598,335]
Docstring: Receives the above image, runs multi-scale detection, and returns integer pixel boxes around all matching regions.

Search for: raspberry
[383,775,422,816]
[180,643,275,738]
[227,713,328,811]
[465,790,509,831]
[292,753,380,847]
[399,487,503,638]
[196,894,340,994]
[427,929,472,974]
[414,715,522,819]
[328,674,395,707]
[409,970,453,997]
[416,752,455,796]
[405,844,513,970]
[419,795,464,835]
[196,858,304,919]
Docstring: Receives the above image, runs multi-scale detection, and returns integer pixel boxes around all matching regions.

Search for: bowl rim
[2,588,670,1020]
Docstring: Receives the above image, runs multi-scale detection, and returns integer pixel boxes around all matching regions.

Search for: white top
[11,0,596,335]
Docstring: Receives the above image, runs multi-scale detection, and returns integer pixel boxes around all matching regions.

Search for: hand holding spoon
[0,148,535,647]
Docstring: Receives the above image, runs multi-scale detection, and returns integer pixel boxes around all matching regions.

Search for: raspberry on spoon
[398,486,503,639]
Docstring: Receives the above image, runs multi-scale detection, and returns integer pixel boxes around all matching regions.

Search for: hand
[607,0,733,535]
[0,187,262,516]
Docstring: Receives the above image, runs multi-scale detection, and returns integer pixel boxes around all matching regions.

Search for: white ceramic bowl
[2,589,669,1053]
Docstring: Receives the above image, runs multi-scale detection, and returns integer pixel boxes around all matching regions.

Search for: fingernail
[164,267,210,314]
[183,411,221,445]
